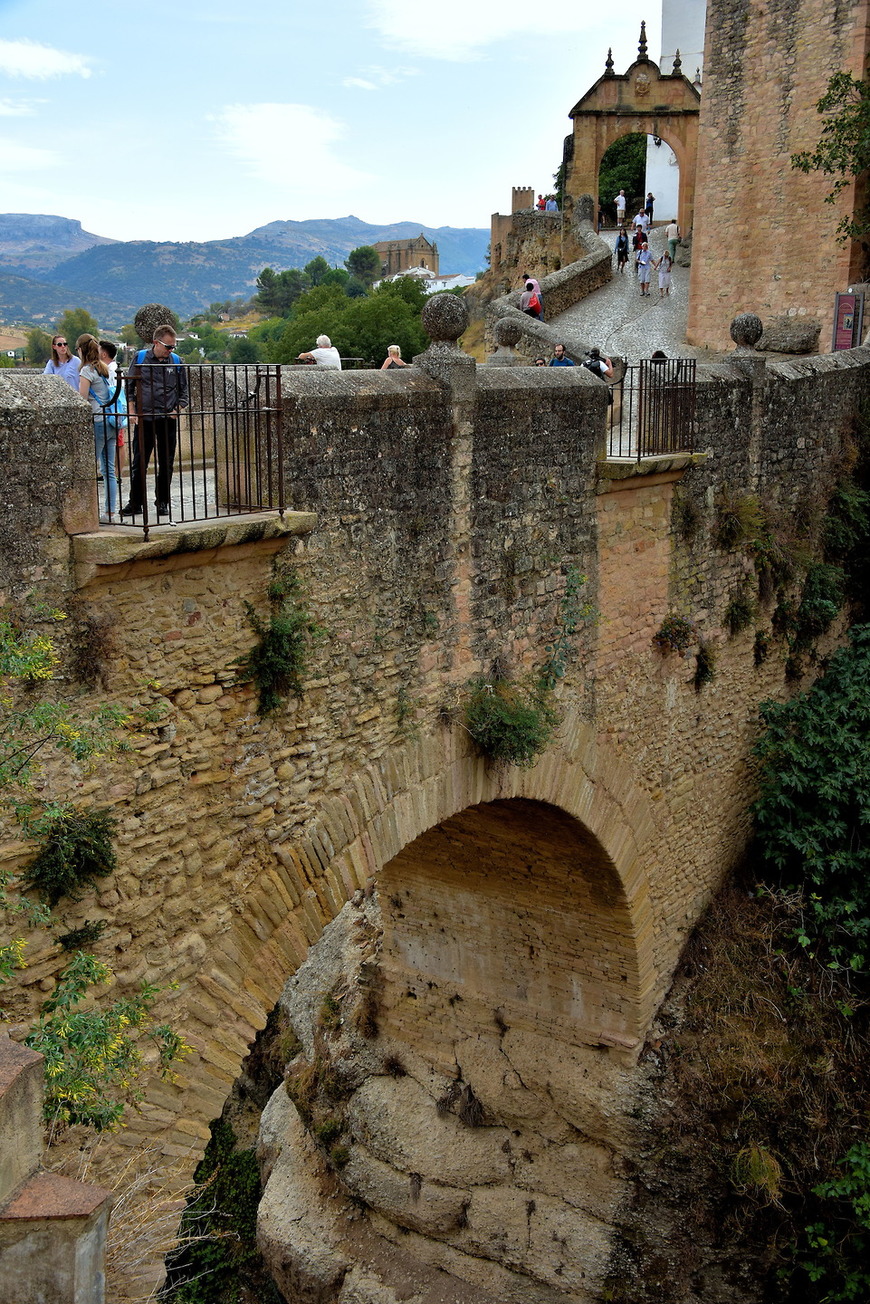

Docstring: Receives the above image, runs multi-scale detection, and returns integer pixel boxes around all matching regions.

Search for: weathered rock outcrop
[257,893,641,1304]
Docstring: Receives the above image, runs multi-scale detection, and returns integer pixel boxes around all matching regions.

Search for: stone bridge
[1,300,867,1300]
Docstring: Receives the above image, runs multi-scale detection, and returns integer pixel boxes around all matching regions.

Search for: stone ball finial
[730,313,763,348]
[493,318,522,347]
[134,303,176,345]
[422,292,468,343]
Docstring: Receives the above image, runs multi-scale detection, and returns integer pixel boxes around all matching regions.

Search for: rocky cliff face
[256,890,646,1304]
[0,213,116,271]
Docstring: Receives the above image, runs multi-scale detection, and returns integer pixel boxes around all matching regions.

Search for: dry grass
[65,1142,223,1303]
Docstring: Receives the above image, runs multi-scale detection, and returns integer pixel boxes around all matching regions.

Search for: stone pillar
[0,1039,113,1304]
[729,313,768,493]
[413,295,477,680]
[486,317,525,366]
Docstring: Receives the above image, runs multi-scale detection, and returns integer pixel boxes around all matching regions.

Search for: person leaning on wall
[380,344,408,369]
[298,334,342,369]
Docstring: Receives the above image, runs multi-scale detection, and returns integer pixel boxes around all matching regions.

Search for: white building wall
[644,0,706,222]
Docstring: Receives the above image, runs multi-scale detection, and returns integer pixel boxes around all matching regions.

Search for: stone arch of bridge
[565,48,700,235]
[377,796,643,1058]
[159,714,659,1169]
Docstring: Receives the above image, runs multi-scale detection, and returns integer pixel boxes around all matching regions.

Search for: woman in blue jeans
[77,334,118,524]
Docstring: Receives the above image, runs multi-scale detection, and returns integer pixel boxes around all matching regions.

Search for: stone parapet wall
[688,0,870,351]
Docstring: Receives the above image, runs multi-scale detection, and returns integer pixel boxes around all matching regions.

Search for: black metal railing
[108,364,283,538]
[606,358,697,460]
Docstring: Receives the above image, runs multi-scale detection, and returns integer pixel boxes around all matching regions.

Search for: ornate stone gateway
[563,24,700,234]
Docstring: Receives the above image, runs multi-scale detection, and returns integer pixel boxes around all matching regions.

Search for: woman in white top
[77,334,118,523]
[43,334,81,390]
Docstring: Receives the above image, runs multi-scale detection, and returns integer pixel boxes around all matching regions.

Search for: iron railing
[606,358,697,460]
[108,364,284,539]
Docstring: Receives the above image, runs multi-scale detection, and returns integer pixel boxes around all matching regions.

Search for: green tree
[246,317,288,363]
[255,267,307,316]
[375,275,429,313]
[228,336,260,364]
[598,133,647,221]
[27,328,52,365]
[56,308,99,345]
[321,267,349,291]
[344,245,382,287]
[304,256,331,286]
[119,323,139,347]
[752,623,870,973]
[792,70,870,240]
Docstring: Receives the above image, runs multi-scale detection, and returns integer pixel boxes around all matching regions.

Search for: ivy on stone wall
[239,568,324,716]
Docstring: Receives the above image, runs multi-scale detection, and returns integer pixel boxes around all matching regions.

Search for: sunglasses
[55,340,68,347]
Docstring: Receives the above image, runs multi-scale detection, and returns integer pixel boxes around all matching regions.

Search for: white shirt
[309,346,341,370]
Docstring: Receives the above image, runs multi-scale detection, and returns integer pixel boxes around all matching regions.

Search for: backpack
[89,371,128,430]
[527,292,541,315]
[582,357,613,404]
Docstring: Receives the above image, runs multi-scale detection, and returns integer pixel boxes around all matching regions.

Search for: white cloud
[0,98,40,116]
[0,138,58,170]
[365,0,625,60]
[210,103,370,195]
[342,67,417,90]
[0,39,92,79]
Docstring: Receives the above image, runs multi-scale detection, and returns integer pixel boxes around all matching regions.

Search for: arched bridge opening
[378,796,642,1061]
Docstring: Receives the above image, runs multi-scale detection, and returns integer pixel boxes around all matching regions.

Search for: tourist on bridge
[581,346,613,381]
[614,189,627,224]
[665,218,681,259]
[548,344,575,367]
[633,209,650,233]
[520,281,543,320]
[520,271,543,318]
[77,333,117,525]
[298,334,342,369]
[636,241,653,295]
[654,250,673,297]
[380,345,408,369]
[645,192,655,221]
[43,335,80,391]
[122,325,188,520]
[615,227,630,273]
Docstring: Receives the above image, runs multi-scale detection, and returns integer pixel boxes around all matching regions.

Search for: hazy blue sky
[0,1,660,245]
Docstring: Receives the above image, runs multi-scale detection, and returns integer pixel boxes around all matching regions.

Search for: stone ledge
[596,452,708,491]
[1,1171,111,1221]
[0,1040,42,1094]
[71,510,317,587]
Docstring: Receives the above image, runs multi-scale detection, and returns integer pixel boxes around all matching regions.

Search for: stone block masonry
[0,336,868,1297]
[688,0,870,351]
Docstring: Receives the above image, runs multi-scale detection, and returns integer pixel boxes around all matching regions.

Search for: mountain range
[0,214,489,330]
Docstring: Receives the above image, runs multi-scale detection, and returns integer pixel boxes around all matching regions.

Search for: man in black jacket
[121,325,188,519]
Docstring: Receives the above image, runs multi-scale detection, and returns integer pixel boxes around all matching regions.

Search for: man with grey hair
[298,334,342,369]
